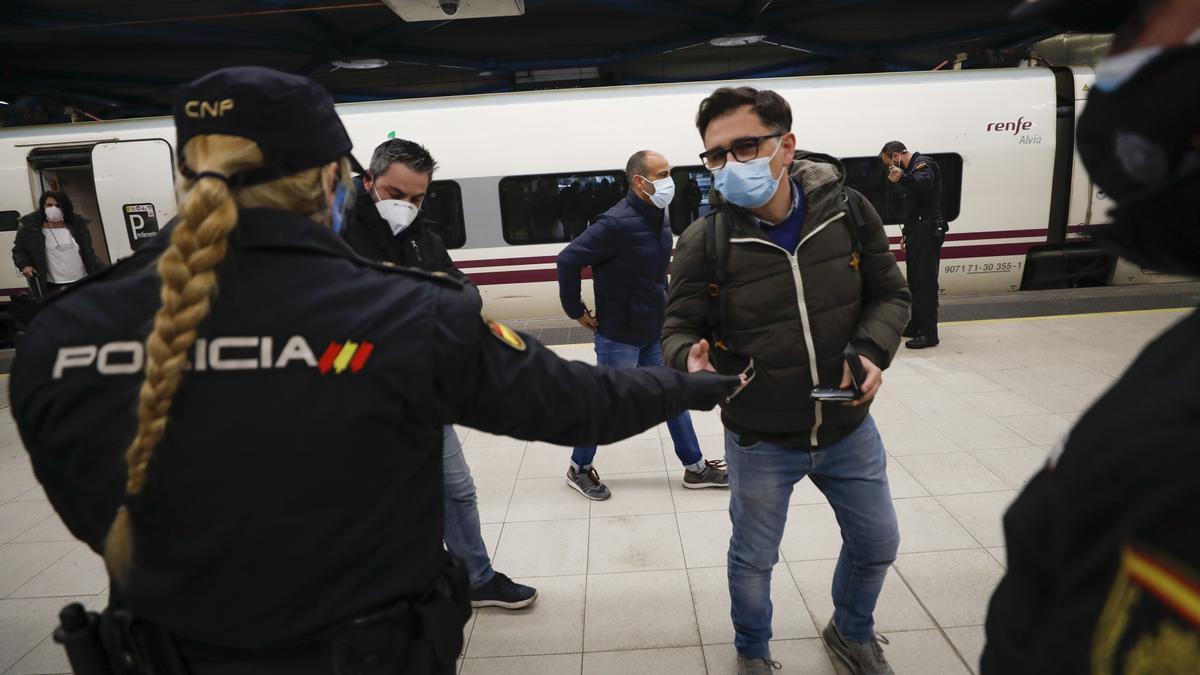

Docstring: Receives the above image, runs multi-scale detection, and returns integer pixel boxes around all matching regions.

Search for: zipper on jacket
[730,212,841,447]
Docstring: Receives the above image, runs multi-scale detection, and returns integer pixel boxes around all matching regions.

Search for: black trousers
[905,227,944,339]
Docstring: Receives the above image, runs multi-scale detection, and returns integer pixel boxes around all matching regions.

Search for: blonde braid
[104,134,351,584]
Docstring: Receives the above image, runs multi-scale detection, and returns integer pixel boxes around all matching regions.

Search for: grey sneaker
[683,459,729,489]
[566,466,611,501]
[822,620,894,675]
[736,655,782,674]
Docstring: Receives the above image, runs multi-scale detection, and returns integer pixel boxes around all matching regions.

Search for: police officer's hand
[887,166,903,184]
[577,310,599,333]
[20,266,35,278]
[841,354,882,407]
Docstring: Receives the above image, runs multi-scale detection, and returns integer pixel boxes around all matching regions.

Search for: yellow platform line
[938,306,1190,327]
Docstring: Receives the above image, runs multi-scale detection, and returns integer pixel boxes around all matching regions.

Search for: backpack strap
[842,187,866,257]
[702,209,732,350]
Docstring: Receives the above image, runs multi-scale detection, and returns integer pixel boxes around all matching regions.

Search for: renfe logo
[987,117,1034,135]
[52,336,375,379]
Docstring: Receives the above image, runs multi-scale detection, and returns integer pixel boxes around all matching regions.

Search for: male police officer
[985,1,1200,673]
[342,138,538,610]
[881,141,943,348]
[557,150,728,500]
[664,87,911,675]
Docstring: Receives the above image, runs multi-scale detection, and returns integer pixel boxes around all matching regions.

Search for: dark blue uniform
[9,207,736,663]
[897,152,943,342]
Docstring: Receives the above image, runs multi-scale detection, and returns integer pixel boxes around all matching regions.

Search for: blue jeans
[571,334,703,469]
[442,426,495,590]
[725,416,899,658]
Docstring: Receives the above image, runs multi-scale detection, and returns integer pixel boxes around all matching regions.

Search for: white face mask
[638,175,676,209]
[44,205,64,222]
[373,185,419,236]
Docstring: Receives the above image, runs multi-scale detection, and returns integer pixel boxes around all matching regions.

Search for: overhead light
[0,100,9,106]
[331,58,389,70]
[478,70,495,77]
[381,0,524,21]
[710,34,766,47]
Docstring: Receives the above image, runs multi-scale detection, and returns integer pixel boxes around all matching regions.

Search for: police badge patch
[1092,545,1200,674]
[486,319,526,352]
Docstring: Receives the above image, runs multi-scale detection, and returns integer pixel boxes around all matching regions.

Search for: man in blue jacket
[557,150,729,500]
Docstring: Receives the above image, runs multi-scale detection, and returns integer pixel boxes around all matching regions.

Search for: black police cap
[1011,0,1136,32]
[174,66,362,188]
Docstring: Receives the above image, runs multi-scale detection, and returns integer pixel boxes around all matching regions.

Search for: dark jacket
[12,211,106,281]
[557,191,672,347]
[897,152,942,234]
[10,208,737,649]
[982,308,1200,675]
[663,151,911,449]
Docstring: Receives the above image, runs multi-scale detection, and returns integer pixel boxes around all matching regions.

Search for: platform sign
[92,139,177,262]
[123,203,160,250]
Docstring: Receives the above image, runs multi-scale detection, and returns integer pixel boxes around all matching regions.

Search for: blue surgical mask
[712,138,786,209]
[330,183,348,234]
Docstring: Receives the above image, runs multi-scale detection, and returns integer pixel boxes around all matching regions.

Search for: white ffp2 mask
[373,186,419,235]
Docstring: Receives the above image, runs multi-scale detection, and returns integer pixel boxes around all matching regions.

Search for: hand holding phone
[810,346,867,402]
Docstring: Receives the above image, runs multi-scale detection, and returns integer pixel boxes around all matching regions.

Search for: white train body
[0,66,1153,321]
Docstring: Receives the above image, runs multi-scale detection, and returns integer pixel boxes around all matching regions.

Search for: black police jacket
[556,191,672,347]
[897,152,942,234]
[982,308,1200,674]
[9,208,737,650]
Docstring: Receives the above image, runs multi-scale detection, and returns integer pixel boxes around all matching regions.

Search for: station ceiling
[0,0,1063,127]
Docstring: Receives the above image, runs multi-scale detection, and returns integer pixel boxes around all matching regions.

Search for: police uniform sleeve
[899,161,936,195]
[432,288,739,446]
[9,308,128,553]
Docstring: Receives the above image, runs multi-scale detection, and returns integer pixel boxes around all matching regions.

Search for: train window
[668,166,716,235]
[840,153,963,226]
[499,171,627,245]
[0,211,18,233]
[423,180,466,249]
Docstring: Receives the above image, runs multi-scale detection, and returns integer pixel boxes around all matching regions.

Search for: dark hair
[880,141,907,157]
[625,150,652,184]
[39,190,75,223]
[368,138,437,180]
[695,87,792,139]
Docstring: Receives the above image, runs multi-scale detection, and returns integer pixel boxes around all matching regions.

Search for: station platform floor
[0,306,1193,674]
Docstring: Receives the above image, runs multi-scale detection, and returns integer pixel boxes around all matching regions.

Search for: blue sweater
[759,179,806,253]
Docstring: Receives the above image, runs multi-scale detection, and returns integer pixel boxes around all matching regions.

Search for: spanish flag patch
[487,319,526,352]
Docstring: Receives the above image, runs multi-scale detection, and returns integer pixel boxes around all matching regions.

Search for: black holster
[52,555,471,675]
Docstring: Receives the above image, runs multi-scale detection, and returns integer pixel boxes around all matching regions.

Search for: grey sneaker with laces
[566,466,611,501]
[821,620,895,675]
[683,459,730,489]
[736,655,782,674]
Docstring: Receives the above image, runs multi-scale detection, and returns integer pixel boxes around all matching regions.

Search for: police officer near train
[984,1,1200,673]
[880,141,944,349]
[9,66,742,675]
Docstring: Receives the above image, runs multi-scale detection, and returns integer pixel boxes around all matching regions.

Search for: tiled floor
[0,308,1189,675]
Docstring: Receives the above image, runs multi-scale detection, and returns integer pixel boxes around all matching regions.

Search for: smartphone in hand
[810,346,865,401]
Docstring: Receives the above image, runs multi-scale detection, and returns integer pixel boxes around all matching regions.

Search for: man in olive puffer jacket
[662,86,910,675]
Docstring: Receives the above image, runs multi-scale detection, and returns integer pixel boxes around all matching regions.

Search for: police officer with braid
[9,67,740,674]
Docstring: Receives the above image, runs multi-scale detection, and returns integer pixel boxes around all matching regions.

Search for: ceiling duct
[381,0,525,22]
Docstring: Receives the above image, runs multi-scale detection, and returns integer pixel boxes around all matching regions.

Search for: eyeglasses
[698,133,783,171]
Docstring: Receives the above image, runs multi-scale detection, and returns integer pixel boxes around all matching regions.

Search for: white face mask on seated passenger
[44,206,64,222]
[638,176,676,209]
[372,185,419,235]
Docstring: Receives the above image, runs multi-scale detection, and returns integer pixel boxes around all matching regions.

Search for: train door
[92,139,177,263]
[26,144,112,266]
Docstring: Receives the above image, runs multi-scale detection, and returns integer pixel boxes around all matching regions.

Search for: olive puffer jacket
[663,151,911,449]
